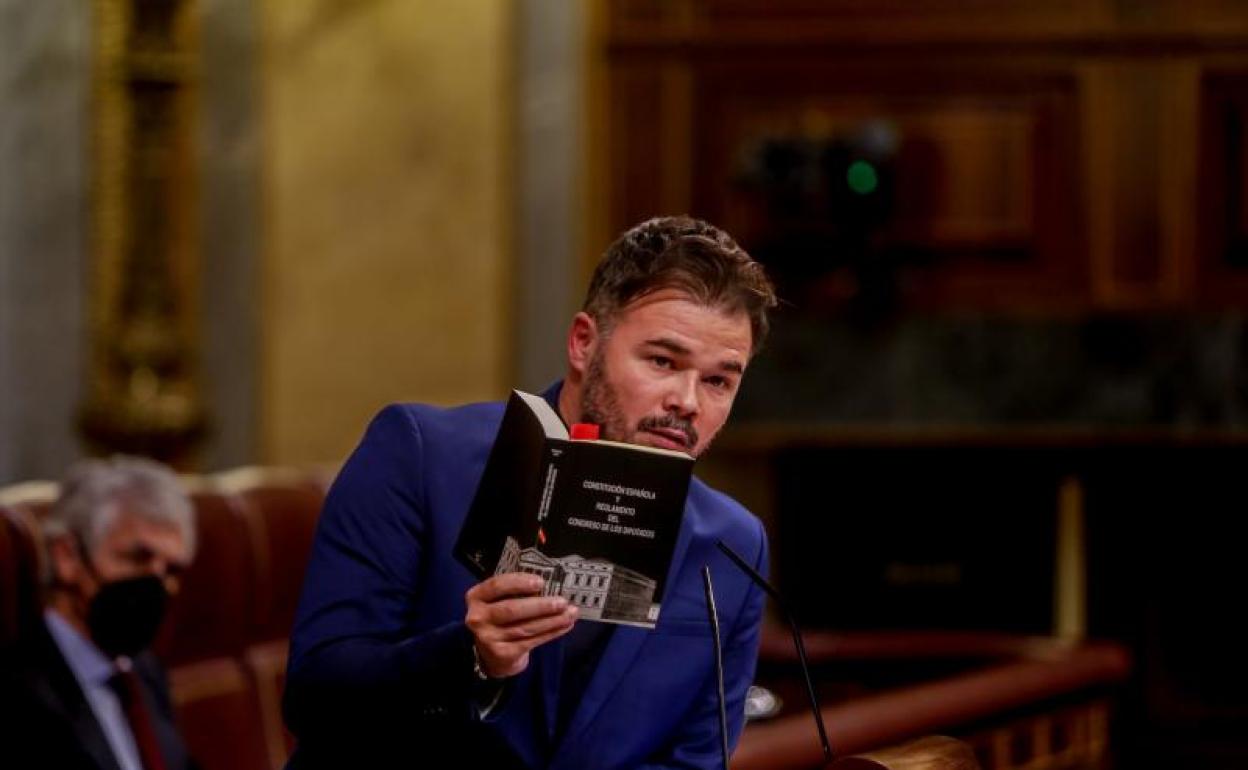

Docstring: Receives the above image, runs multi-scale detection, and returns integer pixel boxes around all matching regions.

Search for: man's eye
[126,547,155,565]
[705,376,731,390]
[651,356,673,369]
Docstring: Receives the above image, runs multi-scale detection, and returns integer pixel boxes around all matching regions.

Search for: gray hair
[43,455,197,558]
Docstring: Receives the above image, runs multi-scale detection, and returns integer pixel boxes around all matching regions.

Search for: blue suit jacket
[283,385,768,769]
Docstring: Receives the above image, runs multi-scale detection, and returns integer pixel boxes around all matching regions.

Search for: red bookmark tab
[570,423,600,440]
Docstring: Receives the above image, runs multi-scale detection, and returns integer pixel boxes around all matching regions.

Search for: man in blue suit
[283,215,778,769]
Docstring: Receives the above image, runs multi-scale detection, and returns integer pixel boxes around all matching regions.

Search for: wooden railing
[734,626,1130,770]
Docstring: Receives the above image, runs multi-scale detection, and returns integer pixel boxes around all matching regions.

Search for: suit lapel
[69,694,126,770]
[29,628,125,770]
[551,504,697,763]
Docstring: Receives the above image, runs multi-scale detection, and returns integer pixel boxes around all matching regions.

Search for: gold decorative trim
[82,0,207,465]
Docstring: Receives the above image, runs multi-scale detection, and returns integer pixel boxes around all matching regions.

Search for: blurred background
[4,0,1248,767]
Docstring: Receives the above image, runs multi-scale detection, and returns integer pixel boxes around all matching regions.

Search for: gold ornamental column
[79,0,207,466]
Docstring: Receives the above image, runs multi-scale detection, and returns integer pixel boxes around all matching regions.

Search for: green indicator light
[846,160,878,195]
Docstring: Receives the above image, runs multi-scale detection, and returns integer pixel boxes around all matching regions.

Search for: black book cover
[454,390,694,628]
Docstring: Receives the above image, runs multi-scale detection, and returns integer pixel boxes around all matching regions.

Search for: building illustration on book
[496,536,659,625]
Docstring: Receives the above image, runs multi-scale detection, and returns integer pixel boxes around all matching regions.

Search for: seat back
[162,469,326,770]
[0,503,46,650]
[155,488,256,665]
[219,468,324,645]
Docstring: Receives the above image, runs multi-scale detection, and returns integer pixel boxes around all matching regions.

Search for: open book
[454,390,694,628]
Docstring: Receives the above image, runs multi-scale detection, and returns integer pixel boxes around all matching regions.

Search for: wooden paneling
[607,0,1248,43]
[602,0,1248,312]
[691,61,1083,310]
[1198,70,1248,304]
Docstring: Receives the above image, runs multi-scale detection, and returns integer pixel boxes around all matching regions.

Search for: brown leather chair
[221,468,324,646]
[0,503,44,650]
[167,656,270,770]
[154,487,256,665]
[157,469,328,770]
[0,507,19,646]
[151,484,271,770]
[217,467,327,768]
[1,506,26,647]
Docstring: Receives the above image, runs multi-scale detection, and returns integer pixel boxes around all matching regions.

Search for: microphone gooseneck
[701,565,730,770]
[715,539,834,765]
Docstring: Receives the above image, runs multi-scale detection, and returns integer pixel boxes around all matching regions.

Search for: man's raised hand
[465,572,578,678]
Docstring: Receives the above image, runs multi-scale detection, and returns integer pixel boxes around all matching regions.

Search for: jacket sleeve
[640,517,770,769]
[282,404,477,740]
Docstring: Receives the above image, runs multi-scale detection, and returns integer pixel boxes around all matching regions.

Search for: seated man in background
[0,456,198,770]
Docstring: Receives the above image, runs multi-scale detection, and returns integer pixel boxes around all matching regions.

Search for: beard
[579,349,702,456]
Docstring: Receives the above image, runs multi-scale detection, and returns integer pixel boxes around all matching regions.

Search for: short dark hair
[582,215,778,352]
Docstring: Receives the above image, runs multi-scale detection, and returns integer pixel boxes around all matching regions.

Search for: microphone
[715,538,834,766]
[701,565,730,770]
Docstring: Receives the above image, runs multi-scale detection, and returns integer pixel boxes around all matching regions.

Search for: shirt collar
[44,607,118,687]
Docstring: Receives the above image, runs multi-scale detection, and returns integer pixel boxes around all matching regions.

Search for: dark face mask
[86,575,169,659]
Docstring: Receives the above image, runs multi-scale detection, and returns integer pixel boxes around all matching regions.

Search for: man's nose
[663,371,700,417]
[149,560,182,595]
[160,573,181,596]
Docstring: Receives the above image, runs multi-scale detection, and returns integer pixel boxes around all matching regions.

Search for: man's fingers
[513,620,577,652]
[496,605,578,641]
[470,599,578,678]
[465,573,577,676]
[484,617,577,662]
[467,572,545,603]
[482,595,569,626]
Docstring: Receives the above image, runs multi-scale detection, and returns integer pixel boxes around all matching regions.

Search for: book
[454,390,694,628]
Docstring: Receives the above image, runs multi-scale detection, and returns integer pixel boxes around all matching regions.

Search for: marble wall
[259,0,515,464]
[0,0,90,485]
[736,312,1248,428]
[198,0,263,473]
[514,0,588,393]
[0,0,588,480]
[0,0,265,483]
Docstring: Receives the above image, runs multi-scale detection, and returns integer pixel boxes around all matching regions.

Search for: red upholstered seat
[168,657,270,770]
[0,507,24,647]
[213,467,326,768]
[245,639,296,768]
[223,471,324,645]
[0,504,44,650]
[154,489,255,666]
[160,471,327,770]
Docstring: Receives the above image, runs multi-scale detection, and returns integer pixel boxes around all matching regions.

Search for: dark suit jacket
[0,623,195,770]
[283,384,769,769]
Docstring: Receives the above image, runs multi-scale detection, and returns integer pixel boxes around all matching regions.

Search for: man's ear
[566,311,599,377]
[47,533,85,587]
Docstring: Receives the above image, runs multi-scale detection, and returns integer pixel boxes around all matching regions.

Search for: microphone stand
[716,539,834,766]
[701,566,730,770]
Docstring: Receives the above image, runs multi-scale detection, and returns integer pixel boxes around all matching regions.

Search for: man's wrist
[470,644,511,719]
[471,644,496,682]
